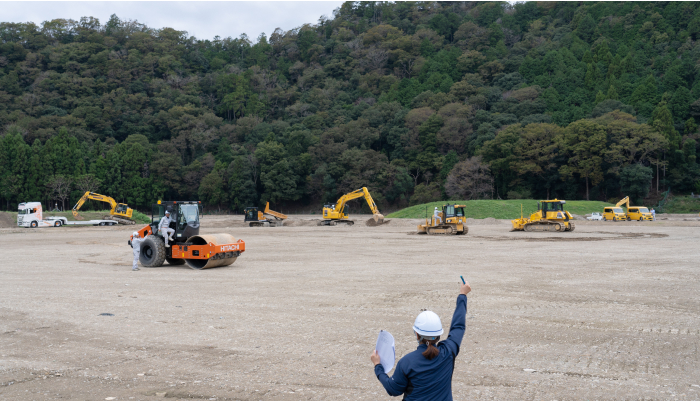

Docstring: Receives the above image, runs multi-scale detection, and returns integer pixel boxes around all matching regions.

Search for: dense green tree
[1,2,700,212]
[620,164,653,204]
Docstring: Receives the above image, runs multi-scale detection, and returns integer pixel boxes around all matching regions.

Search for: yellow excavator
[244,202,288,227]
[511,199,575,232]
[72,191,135,225]
[318,187,385,226]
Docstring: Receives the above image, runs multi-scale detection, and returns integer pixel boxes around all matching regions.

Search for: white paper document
[375,330,396,374]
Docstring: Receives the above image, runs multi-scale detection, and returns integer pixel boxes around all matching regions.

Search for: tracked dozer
[244,202,287,227]
[417,204,468,235]
[129,200,245,269]
[511,199,575,232]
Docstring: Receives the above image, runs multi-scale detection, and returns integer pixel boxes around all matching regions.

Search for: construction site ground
[0,214,698,400]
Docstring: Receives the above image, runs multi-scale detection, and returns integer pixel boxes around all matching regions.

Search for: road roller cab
[130,200,245,269]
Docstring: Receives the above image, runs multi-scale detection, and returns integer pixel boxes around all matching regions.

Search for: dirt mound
[283,219,321,227]
[0,212,16,228]
[365,218,391,227]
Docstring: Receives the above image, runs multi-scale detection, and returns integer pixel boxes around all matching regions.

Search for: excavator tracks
[318,220,354,226]
[105,215,135,225]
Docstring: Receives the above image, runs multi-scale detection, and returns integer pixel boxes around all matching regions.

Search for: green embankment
[662,196,700,214]
[387,200,614,219]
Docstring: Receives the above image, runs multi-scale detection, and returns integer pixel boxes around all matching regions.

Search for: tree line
[1,1,700,212]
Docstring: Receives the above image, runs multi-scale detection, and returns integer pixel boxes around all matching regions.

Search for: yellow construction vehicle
[608,196,652,221]
[417,204,468,235]
[511,199,575,232]
[318,187,384,226]
[603,197,628,221]
[73,191,135,225]
[244,202,288,227]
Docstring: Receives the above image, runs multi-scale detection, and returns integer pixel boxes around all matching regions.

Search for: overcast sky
[2,1,345,41]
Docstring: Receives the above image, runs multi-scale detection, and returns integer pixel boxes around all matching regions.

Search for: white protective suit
[434,207,442,224]
[159,214,175,246]
[131,232,147,270]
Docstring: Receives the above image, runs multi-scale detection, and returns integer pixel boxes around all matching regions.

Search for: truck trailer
[18,202,117,228]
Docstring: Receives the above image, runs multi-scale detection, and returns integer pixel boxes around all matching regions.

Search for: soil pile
[366,218,391,227]
[0,212,16,228]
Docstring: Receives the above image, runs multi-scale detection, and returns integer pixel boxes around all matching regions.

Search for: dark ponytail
[421,337,440,360]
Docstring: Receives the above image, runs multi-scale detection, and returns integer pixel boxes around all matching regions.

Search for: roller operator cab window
[445,205,456,217]
[178,204,199,230]
[152,205,165,224]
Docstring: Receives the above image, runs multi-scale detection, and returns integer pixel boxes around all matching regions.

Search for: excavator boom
[615,196,630,209]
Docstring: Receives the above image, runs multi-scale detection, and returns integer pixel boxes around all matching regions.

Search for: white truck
[17,202,117,228]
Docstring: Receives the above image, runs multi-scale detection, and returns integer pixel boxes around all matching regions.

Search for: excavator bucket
[366,213,388,226]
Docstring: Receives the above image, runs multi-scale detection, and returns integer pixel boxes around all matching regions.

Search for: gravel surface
[1,215,698,400]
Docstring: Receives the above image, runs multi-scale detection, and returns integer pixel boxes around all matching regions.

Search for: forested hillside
[2,1,700,212]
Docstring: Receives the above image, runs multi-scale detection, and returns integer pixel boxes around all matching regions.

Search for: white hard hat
[132,231,139,237]
[165,210,170,215]
[435,207,438,210]
[413,310,443,337]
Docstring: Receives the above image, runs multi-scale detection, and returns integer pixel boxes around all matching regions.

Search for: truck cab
[603,207,626,221]
[627,206,652,221]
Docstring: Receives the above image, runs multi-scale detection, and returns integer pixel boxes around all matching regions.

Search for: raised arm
[441,281,471,357]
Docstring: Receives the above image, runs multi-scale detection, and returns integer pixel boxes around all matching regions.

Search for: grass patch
[387,200,614,219]
[131,210,151,224]
[662,195,700,214]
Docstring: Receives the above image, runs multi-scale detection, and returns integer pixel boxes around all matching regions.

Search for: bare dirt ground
[1,214,699,400]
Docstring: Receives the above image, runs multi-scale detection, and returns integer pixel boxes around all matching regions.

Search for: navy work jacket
[374,294,467,401]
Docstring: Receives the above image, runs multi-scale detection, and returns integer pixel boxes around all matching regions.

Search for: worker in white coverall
[159,210,175,247]
[130,231,148,271]
[434,207,442,224]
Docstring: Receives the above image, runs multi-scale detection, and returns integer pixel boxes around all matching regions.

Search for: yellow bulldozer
[318,187,385,226]
[73,191,135,225]
[511,199,575,232]
[417,203,468,235]
[244,202,287,227]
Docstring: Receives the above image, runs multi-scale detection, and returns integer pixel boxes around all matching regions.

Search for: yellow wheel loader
[319,187,385,226]
[244,202,287,227]
[417,204,468,235]
[72,191,135,225]
[511,199,575,232]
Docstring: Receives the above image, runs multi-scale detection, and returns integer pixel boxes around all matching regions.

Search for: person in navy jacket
[371,280,471,400]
